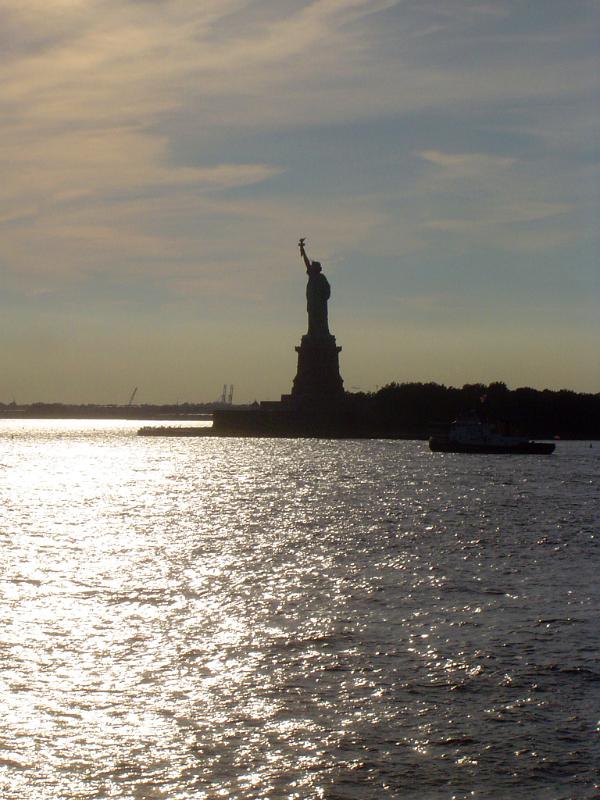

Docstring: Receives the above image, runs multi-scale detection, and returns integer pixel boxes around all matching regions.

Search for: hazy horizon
[1,1,598,404]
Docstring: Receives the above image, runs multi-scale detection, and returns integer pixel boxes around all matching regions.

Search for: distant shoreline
[0,404,233,421]
[1,380,598,439]
[0,416,596,441]
[0,405,220,421]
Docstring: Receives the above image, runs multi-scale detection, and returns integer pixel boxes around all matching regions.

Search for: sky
[1,0,599,404]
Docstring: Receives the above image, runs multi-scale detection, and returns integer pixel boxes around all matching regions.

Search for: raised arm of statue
[298,238,311,272]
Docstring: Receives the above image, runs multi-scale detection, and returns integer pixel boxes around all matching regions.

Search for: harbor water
[0,421,598,799]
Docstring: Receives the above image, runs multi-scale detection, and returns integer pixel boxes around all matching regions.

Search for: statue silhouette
[299,238,331,338]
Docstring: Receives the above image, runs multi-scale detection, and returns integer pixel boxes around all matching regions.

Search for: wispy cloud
[0,126,280,208]
[417,150,516,176]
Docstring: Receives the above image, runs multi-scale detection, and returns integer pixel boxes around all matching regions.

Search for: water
[0,420,598,800]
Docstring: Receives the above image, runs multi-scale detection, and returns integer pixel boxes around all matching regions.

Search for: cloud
[398,146,585,254]
[0,126,280,203]
[427,201,572,228]
[417,150,516,176]
[3,0,595,138]
[1,1,405,292]
[2,0,596,147]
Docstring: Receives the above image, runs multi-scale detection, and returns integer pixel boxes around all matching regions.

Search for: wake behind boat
[429,415,555,454]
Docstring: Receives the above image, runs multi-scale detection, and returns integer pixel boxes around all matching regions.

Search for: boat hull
[429,438,555,454]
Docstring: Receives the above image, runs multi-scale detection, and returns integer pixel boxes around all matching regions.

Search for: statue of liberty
[298,238,331,338]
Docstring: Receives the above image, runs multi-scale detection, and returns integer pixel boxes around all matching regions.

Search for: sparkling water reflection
[0,421,598,799]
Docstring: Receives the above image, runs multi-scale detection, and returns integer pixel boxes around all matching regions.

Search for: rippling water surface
[0,420,598,799]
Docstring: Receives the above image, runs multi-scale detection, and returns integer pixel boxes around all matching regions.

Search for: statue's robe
[306,268,331,337]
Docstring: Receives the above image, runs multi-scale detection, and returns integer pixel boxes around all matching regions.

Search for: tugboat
[429,415,555,454]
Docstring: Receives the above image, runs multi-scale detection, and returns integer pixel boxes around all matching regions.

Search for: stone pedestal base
[290,334,344,404]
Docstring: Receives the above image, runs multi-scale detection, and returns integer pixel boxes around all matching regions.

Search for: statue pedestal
[290,334,344,405]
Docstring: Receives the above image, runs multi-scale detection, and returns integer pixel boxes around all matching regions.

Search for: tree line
[350,381,600,439]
